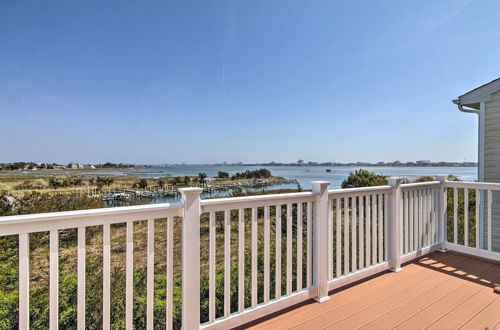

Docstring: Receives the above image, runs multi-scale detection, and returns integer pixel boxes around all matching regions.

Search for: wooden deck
[242,252,500,330]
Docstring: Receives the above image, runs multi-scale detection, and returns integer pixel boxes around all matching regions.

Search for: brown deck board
[251,253,457,330]
[242,252,500,330]
[321,259,467,329]
[250,263,424,329]
[361,254,496,330]
[292,257,466,329]
[416,264,500,330]
[460,297,500,329]
[392,263,499,329]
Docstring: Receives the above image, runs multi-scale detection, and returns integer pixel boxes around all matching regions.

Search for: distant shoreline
[0,161,477,172]
[205,163,478,168]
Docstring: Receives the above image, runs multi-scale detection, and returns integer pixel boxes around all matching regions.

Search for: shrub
[414,175,435,183]
[137,179,148,189]
[341,170,387,188]
[33,179,49,189]
[217,171,230,180]
[13,192,102,215]
[49,176,71,188]
[0,183,13,192]
[232,169,272,180]
[0,196,12,216]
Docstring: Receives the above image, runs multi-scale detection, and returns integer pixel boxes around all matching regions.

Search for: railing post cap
[387,176,403,186]
[311,181,330,190]
[178,187,203,195]
[434,175,447,182]
[311,181,330,185]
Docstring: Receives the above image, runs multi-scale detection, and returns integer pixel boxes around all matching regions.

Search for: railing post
[179,187,203,329]
[312,181,330,302]
[435,175,448,252]
[387,177,402,272]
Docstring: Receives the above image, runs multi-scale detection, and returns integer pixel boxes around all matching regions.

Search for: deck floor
[243,251,500,330]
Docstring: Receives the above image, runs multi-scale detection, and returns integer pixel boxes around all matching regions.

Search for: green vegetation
[133,179,148,189]
[217,171,230,180]
[89,177,115,190]
[341,169,387,188]
[0,192,102,217]
[197,173,208,186]
[446,187,477,245]
[0,183,13,192]
[216,170,272,180]
[341,170,461,188]
[48,177,84,189]
[232,169,271,180]
[0,168,283,202]
[0,162,57,170]
[96,162,135,168]
[413,175,435,183]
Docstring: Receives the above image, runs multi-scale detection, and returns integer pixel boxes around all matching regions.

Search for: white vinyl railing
[326,185,391,292]
[1,202,182,330]
[400,181,441,255]
[442,180,500,261]
[200,190,317,328]
[1,177,500,329]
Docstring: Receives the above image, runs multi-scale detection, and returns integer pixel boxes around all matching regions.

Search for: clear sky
[1,0,499,164]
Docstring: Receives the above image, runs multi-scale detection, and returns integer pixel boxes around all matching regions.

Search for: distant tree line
[0,162,57,170]
[96,162,135,168]
[216,169,272,180]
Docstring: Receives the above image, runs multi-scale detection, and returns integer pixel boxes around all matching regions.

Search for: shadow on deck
[239,251,500,330]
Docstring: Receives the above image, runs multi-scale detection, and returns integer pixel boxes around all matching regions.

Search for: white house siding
[484,90,500,252]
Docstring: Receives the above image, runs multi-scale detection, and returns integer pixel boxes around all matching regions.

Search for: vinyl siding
[484,90,500,252]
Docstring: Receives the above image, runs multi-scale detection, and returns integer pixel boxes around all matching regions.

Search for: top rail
[400,181,440,190]
[444,181,500,190]
[328,185,391,198]
[200,191,316,212]
[0,202,182,236]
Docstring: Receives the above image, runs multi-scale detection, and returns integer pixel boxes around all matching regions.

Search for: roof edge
[453,77,500,106]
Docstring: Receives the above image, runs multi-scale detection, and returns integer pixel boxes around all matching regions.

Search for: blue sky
[1,0,499,164]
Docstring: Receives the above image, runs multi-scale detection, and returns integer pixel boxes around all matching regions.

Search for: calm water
[122,165,477,188]
[99,165,477,204]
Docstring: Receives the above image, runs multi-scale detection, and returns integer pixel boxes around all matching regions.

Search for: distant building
[416,160,431,164]
[68,162,85,169]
